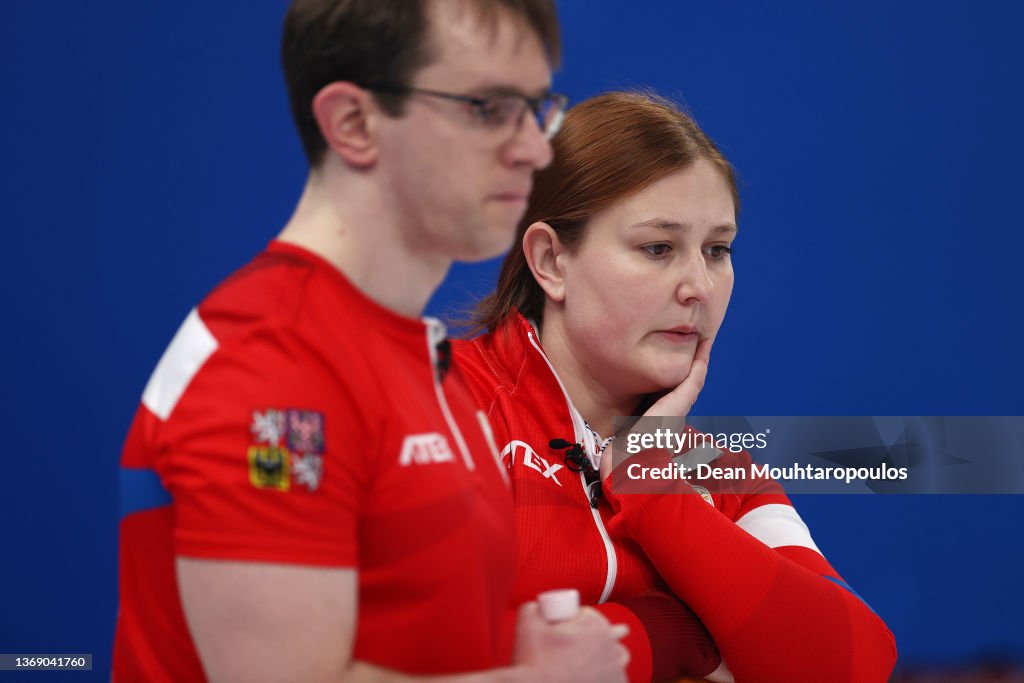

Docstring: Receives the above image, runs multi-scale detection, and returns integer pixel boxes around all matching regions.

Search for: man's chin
[463,223,518,262]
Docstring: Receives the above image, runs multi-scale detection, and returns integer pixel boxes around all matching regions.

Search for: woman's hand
[600,339,712,481]
[646,337,712,417]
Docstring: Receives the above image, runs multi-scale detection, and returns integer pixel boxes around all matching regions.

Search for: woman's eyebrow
[629,217,685,231]
[630,218,738,234]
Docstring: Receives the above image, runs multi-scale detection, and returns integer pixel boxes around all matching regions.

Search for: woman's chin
[609,360,693,407]
[654,366,693,390]
[629,372,689,399]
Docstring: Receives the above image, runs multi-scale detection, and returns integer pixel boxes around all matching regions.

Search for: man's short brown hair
[281,0,561,167]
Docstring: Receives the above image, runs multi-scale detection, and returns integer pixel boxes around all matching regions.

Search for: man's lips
[492,192,529,202]
[492,184,532,201]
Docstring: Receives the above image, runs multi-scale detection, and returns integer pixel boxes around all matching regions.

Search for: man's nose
[503,110,554,170]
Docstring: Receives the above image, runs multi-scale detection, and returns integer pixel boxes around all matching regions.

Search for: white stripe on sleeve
[142,308,219,420]
[735,503,823,555]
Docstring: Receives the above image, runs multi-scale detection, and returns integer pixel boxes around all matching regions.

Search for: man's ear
[523,222,569,303]
[311,82,379,168]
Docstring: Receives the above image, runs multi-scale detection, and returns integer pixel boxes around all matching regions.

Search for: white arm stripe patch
[735,503,822,555]
[142,308,219,420]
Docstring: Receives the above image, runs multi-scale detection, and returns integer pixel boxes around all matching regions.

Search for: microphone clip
[549,438,602,508]
[434,339,452,383]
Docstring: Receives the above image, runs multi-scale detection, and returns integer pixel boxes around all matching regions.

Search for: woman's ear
[522,222,568,303]
[311,82,379,168]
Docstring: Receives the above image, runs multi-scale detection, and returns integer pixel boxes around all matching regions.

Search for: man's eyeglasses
[362,82,568,140]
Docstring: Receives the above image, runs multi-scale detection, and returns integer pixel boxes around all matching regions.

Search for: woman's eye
[642,243,672,258]
[703,244,733,260]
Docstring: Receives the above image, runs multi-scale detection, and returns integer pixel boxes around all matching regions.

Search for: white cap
[537,588,580,623]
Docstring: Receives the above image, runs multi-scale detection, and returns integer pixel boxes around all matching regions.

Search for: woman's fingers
[646,338,712,417]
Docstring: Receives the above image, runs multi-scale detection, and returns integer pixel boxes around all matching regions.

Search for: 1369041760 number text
[0,654,92,671]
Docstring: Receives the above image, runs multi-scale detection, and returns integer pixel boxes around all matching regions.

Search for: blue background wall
[3,2,1022,679]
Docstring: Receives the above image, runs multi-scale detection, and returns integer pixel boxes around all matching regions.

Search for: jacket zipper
[526,328,618,603]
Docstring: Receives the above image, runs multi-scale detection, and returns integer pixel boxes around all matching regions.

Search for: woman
[453,92,897,682]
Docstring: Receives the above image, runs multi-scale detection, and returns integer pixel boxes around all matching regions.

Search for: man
[113,1,629,681]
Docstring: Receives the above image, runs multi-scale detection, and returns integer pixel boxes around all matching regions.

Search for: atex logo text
[399,433,455,466]
[500,440,563,486]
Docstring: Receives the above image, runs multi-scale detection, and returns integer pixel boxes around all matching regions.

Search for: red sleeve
[604,449,897,683]
[162,325,374,567]
[596,590,723,683]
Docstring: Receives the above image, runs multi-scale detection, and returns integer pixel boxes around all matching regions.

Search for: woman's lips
[655,330,699,344]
